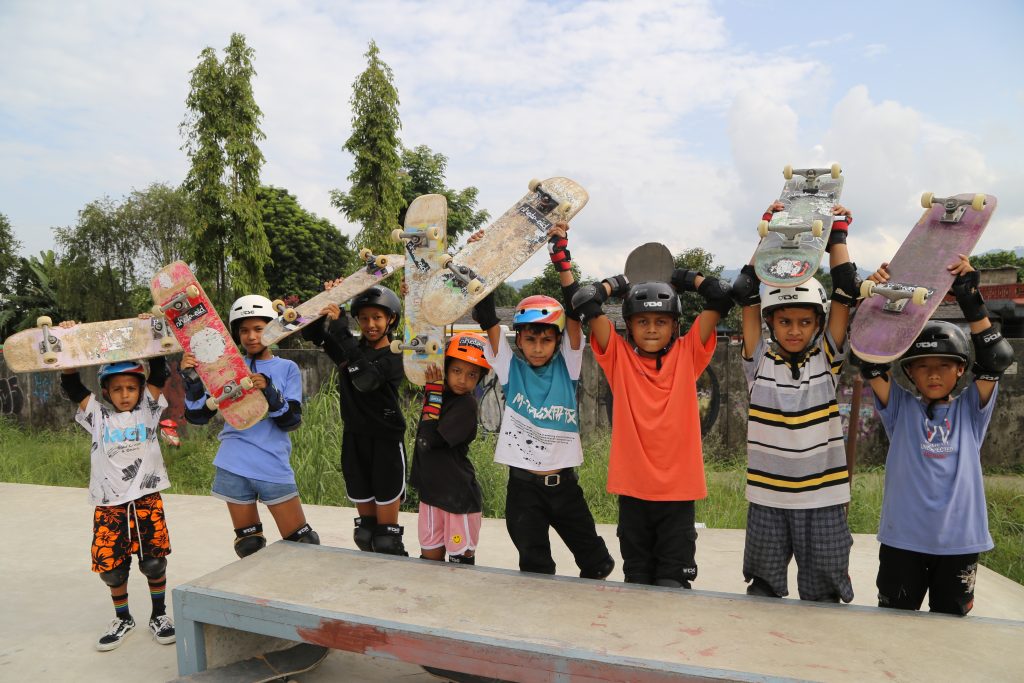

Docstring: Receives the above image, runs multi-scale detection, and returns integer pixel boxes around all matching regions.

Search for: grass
[2,379,1022,587]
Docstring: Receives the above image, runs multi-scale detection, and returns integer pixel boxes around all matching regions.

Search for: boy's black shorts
[617,496,697,586]
[876,543,979,616]
[341,431,406,505]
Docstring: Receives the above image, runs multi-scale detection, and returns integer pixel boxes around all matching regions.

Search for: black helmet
[350,285,402,333]
[622,281,682,320]
[899,321,970,376]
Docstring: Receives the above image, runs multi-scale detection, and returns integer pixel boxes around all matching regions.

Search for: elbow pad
[147,356,169,389]
[697,276,734,317]
[260,376,286,413]
[731,264,761,307]
[561,282,581,321]
[830,261,860,308]
[972,328,1013,381]
[181,368,206,402]
[670,269,702,293]
[571,283,608,323]
[60,372,90,404]
[472,292,500,331]
[271,400,302,432]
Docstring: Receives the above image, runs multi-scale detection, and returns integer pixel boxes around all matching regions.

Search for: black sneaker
[149,614,176,645]
[96,616,135,651]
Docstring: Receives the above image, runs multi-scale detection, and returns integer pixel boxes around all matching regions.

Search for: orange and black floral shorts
[91,492,172,573]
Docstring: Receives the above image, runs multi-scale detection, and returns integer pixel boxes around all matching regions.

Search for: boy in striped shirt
[730,201,860,602]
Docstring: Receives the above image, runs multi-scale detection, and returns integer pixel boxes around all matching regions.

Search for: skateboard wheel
[440,254,454,269]
[757,220,769,238]
[783,165,793,180]
[206,396,219,411]
[920,192,934,209]
[389,339,403,354]
[186,285,200,299]
[971,194,986,212]
[528,178,541,192]
[358,248,372,261]
[467,279,484,295]
[427,225,442,241]
[150,305,164,317]
[830,163,841,179]
[271,298,286,314]
[282,308,297,323]
[860,280,875,299]
[911,287,929,306]
[37,316,53,328]
[160,338,175,350]
[425,339,440,354]
[42,351,59,365]
[375,255,389,268]
[557,201,571,215]
[391,228,404,243]
[240,376,254,391]
[811,220,823,237]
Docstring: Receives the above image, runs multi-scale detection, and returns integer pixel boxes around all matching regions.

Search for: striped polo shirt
[742,331,850,509]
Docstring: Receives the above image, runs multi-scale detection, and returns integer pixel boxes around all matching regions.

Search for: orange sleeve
[679,324,716,375]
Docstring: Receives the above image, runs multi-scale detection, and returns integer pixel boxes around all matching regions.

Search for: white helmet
[229,294,275,342]
[761,279,828,318]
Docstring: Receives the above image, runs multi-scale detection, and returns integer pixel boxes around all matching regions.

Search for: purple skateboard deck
[850,192,996,364]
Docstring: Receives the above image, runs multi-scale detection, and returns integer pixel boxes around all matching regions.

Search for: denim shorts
[211,467,299,506]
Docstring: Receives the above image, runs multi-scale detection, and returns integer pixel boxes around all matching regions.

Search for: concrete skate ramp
[174,542,1024,682]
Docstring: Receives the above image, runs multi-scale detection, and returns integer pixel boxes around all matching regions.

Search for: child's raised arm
[547,221,583,350]
[570,275,630,352]
[825,204,858,347]
[857,262,895,406]
[950,254,1013,407]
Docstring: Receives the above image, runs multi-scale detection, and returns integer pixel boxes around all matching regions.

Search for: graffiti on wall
[0,376,25,415]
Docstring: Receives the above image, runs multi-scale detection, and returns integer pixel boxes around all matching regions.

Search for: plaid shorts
[91,492,171,573]
[743,502,853,602]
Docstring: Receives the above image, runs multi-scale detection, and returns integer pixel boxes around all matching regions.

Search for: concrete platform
[2,482,1023,681]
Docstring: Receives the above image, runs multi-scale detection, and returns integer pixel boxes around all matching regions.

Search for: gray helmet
[900,321,970,377]
[622,281,682,320]
[350,285,402,333]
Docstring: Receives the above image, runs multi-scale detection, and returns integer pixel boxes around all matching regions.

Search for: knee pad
[448,554,475,565]
[138,556,167,580]
[372,524,408,556]
[579,556,615,580]
[285,523,320,545]
[99,563,130,588]
[353,516,376,552]
[234,523,267,558]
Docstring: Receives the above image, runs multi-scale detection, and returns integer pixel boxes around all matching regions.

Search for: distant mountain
[507,278,531,290]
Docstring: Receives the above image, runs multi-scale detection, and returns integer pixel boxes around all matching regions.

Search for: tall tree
[2,251,70,332]
[0,213,23,337]
[121,183,192,273]
[330,40,405,256]
[181,33,270,312]
[259,186,356,304]
[398,145,489,243]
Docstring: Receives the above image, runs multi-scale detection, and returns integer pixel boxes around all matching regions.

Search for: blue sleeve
[874,380,908,437]
[961,382,998,444]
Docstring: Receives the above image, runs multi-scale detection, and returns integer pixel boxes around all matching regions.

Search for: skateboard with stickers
[419,177,588,326]
[391,194,447,385]
[260,250,404,347]
[2,315,179,373]
[150,261,267,430]
[754,164,844,288]
[850,192,996,364]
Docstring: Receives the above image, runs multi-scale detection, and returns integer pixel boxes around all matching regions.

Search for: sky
[2,0,1022,283]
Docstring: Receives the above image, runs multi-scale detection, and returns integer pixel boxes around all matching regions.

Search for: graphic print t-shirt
[484,326,584,471]
[76,392,170,506]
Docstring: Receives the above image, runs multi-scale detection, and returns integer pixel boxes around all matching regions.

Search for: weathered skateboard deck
[419,177,588,326]
[177,643,328,682]
[392,194,447,385]
[624,242,673,284]
[851,192,996,364]
[260,251,404,347]
[150,261,267,430]
[754,164,843,288]
[2,316,179,373]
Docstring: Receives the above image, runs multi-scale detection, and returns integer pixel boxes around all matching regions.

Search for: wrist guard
[325,314,354,342]
[260,375,286,412]
[571,283,608,323]
[147,356,169,388]
[830,261,860,308]
[670,269,702,293]
[472,292,500,330]
[180,367,206,402]
[547,234,572,272]
[60,372,90,404]
[826,214,851,253]
[697,276,734,317]
[731,264,761,307]
[971,328,1013,382]
[602,274,630,299]
[952,270,989,323]
[859,362,891,381]
[421,382,443,420]
[561,282,581,321]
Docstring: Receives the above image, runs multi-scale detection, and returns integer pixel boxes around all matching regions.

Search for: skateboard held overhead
[850,192,996,364]
[150,261,267,430]
[624,242,674,284]
[754,164,843,288]
[391,194,447,385]
[419,177,588,326]
[3,315,179,374]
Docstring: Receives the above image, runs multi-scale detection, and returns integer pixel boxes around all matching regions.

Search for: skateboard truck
[358,248,394,273]
[920,192,986,224]
[149,316,176,351]
[271,298,298,323]
[158,285,201,315]
[392,224,443,247]
[206,377,254,411]
[783,163,842,192]
[758,217,824,246]
[390,334,441,355]
[35,316,61,365]
[860,280,933,313]
[440,254,484,294]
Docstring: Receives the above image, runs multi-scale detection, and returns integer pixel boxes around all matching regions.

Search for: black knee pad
[448,554,475,565]
[234,523,267,558]
[372,524,408,556]
[99,563,130,588]
[353,516,376,552]
[285,523,320,545]
[580,556,615,580]
[138,556,167,580]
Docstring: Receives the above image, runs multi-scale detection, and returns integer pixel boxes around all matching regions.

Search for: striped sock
[148,578,167,618]
[112,593,130,620]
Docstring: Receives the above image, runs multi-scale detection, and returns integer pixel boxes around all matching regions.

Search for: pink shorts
[418,503,481,555]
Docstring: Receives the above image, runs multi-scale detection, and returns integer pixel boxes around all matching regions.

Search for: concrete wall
[2,340,1021,468]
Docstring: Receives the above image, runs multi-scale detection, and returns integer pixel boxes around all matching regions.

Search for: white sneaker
[96,616,135,651]
[149,614,176,645]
